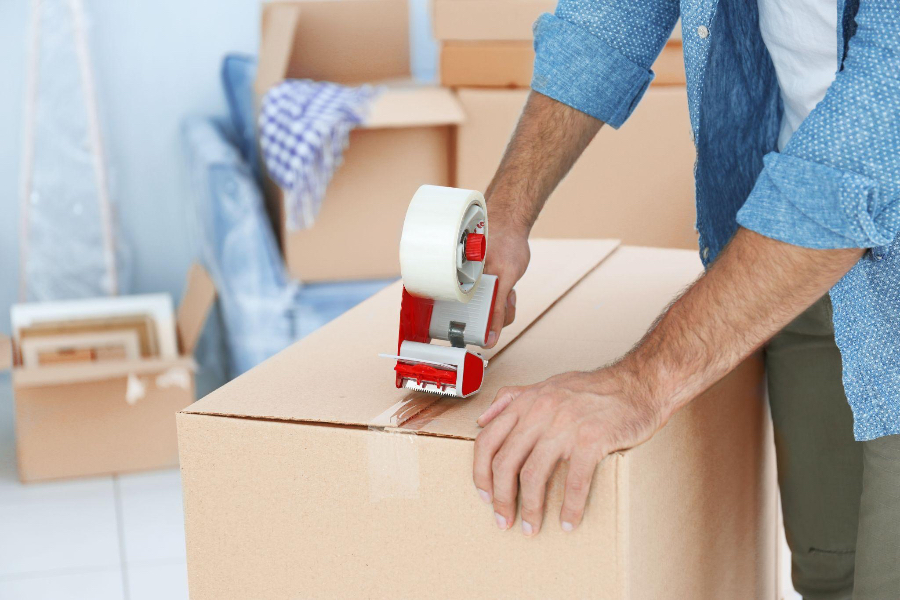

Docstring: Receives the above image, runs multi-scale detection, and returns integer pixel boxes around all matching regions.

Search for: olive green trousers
[766,296,900,600]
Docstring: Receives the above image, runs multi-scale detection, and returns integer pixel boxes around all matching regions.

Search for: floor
[0,373,188,600]
[0,371,802,600]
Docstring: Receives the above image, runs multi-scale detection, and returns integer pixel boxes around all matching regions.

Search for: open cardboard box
[255,1,464,282]
[178,240,778,598]
[1,264,216,482]
[456,87,698,250]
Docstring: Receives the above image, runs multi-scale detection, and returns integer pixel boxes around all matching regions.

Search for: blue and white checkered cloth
[259,80,380,230]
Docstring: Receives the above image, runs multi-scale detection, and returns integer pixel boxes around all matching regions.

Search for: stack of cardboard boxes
[435,3,697,248]
[258,0,699,283]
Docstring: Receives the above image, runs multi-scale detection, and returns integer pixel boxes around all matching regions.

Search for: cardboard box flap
[363,84,465,129]
[177,264,217,356]
[0,333,12,371]
[254,1,301,98]
[255,0,410,95]
[13,356,197,389]
[183,239,620,430]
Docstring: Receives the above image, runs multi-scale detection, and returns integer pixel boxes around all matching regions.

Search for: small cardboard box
[2,265,215,482]
[456,87,698,249]
[440,40,685,89]
[178,240,778,599]
[256,1,465,282]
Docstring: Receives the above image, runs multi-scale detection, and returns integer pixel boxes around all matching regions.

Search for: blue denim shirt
[532,0,900,440]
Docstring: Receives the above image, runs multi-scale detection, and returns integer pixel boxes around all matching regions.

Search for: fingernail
[561,521,574,532]
[477,488,491,504]
[522,521,534,536]
[509,291,516,307]
[494,512,508,530]
[487,331,497,346]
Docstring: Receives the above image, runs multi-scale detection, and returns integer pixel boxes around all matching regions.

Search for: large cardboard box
[2,265,215,482]
[456,87,698,249]
[256,2,464,282]
[178,240,778,599]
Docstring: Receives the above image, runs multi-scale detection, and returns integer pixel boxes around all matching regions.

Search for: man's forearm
[485,91,603,232]
[617,228,865,421]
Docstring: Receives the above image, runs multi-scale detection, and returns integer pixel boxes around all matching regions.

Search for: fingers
[518,437,564,537]
[477,385,521,427]
[504,289,517,327]
[473,408,519,505]
[490,415,544,530]
[486,280,515,348]
[560,448,602,532]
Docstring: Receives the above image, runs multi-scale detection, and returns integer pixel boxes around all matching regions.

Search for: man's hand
[483,220,530,347]
[472,368,666,536]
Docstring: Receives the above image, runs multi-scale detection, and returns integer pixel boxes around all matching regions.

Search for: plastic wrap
[19,0,130,301]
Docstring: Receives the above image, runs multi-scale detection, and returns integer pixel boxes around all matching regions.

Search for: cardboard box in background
[432,0,556,41]
[178,240,778,599]
[2,265,215,482]
[441,41,686,89]
[434,0,684,89]
[256,1,464,282]
[433,0,682,42]
[456,87,698,249]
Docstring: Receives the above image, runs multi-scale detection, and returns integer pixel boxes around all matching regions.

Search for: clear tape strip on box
[366,426,420,502]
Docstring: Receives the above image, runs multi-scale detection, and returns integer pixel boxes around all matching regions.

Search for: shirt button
[702,246,710,260]
[697,25,709,39]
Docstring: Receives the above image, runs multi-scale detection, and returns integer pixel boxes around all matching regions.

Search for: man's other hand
[472,368,667,536]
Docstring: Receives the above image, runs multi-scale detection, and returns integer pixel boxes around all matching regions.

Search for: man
[471,0,900,597]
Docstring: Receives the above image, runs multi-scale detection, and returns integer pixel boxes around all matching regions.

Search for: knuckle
[519,465,539,487]
[491,452,509,475]
[567,477,587,496]
[532,395,556,414]
[576,422,605,447]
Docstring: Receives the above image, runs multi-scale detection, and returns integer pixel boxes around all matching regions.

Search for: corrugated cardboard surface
[456,87,698,250]
[179,243,777,598]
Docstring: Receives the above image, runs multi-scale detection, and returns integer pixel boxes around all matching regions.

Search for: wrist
[603,353,685,425]
[484,188,537,237]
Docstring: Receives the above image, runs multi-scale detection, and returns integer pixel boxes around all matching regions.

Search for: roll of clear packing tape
[400,185,487,303]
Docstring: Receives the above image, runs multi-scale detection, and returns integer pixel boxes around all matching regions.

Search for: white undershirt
[757,0,839,150]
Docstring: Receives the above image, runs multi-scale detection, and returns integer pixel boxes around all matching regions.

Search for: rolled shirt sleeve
[531,0,680,128]
[738,1,900,250]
